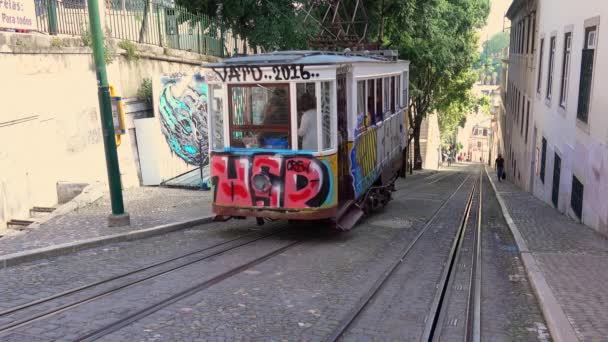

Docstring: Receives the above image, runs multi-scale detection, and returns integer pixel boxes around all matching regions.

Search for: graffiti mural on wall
[159,73,209,166]
[211,153,335,209]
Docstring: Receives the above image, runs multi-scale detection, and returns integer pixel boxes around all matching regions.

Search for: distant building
[419,113,441,170]
[459,84,497,164]
[503,0,538,192]
[503,0,608,236]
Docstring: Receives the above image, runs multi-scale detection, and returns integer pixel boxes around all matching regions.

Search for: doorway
[552,153,561,208]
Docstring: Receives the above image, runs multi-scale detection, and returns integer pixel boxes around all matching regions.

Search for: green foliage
[476,95,492,116]
[137,78,153,103]
[175,0,316,51]
[50,37,63,48]
[384,0,489,159]
[104,46,115,65]
[81,27,92,47]
[81,27,115,64]
[474,32,509,84]
[118,40,138,61]
[484,31,509,56]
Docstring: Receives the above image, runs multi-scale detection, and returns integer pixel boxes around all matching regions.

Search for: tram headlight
[253,174,271,192]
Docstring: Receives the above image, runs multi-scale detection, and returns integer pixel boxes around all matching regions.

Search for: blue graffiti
[159,74,209,166]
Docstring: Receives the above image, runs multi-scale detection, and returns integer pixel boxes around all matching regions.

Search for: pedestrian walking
[495,154,505,182]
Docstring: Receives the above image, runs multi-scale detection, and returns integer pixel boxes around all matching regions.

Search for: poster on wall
[0,0,36,31]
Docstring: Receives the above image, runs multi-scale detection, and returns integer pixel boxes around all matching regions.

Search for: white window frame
[559,29,573,109]
[546,34,557,101]
[537,35,545,95]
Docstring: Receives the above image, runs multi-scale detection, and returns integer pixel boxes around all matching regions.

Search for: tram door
[337,72,353,201]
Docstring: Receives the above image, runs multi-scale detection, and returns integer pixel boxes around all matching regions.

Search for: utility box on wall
[134,118,163,185]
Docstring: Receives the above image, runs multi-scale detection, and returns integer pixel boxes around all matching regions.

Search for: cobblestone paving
[434,173,480,342]
[480,175,550,342]
[0,166,554,341]
[0,187,213,256]
[99,171,472,341]
[488,167,608,341]
[0,219,270,312]
[1,232,298,341]
[340,172,475,341]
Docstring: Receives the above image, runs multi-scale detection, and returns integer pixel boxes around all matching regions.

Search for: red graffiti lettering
[212,154,331,209]
[211,156,252,206]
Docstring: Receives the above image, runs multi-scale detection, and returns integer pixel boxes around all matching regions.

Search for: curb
[0,215,214,270]
[484,166,579,342]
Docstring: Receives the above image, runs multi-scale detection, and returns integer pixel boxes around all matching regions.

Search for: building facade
[503,0,608,235]
[459,84,497,164]
[505,0,538,192]
[532,0,607,234]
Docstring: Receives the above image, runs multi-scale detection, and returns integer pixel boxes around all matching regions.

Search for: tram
[202,50,410,230]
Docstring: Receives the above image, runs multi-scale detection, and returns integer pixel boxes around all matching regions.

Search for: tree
[384,0,489,169]
[475,31,509,84]
[175,0,317,51]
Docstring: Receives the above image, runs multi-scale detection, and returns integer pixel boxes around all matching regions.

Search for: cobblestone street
[0,164,563,341]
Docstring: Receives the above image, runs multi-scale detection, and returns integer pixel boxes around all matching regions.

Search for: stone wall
[0,31,216,231]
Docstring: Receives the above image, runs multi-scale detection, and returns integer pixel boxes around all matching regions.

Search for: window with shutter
[577,26,597,123]
[571,175,584,219]
[540,137,547,183]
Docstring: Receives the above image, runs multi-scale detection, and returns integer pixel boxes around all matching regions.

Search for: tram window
[396,75,401,108]
[321,81,332,150]
[367,79,375,125]
[229,84,291,149]
[210,84,224,149]
[383,77,390,114]
[296,83,318,151]
[357,80,366,130]
[376,79,383,122]
[390,76,396,113]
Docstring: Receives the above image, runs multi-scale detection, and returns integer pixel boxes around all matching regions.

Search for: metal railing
[32,0,254,57]
[35,0,89,36]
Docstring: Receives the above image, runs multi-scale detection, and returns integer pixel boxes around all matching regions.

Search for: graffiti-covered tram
[202,51,410,230]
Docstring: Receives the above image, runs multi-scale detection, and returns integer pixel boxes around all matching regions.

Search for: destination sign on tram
[205,65,323,83]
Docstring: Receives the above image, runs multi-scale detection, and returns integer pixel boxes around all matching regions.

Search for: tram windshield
[230,84,290,149]
[222,81,330,152]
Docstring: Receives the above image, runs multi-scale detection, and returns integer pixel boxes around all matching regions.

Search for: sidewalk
[485,166,608,342]
[0,187,213,267]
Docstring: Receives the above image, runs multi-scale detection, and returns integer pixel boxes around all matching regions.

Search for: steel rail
[422,171,478,342]
[471,171,483,342]
[325,170,474,342]
[425,168,484,342]
[0,228,287,334]
[77,240,301,341]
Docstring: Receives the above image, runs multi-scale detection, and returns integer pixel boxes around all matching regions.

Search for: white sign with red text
[1,0,36,30]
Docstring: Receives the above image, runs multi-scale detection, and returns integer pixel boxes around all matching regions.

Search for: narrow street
[0,165,549,341]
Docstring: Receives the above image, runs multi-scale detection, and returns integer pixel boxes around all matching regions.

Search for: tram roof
[203,50,409,67]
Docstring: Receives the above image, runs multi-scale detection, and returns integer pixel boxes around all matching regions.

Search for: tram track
[0,168,475,341]
[422,169,482,342]
[326,168,475,342]
[0,227,292,336]
[76,240,301,341]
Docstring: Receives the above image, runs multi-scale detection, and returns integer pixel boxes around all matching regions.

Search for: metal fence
[33,0,254,57]
[35,0,89,36]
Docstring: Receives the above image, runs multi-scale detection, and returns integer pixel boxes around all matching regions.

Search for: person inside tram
[367,95,375,126]
[259,90,289,148]
[297,92,318,150]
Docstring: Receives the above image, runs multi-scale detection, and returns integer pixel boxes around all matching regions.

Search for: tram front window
[229,84,290,149]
